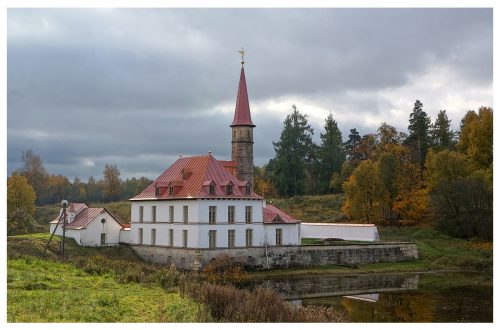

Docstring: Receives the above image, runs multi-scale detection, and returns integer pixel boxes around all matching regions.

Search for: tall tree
[317,113,346,193]
[377,152,397,224]
[102,164,122,202]
[405,100,431,165]
[342,160,382,223]
[377,123,400,148]
[7,175,36,235]
[345,128,362,160]
[16,150,48,204]
[430,110,455,150]
[457,107,493,169]
[272,105,315,197]
[349,134,378,166]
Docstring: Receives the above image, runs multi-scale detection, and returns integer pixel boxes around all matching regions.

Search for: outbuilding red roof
[230,67,255,127]
[263,204,300,224]
[51,203,126,229]
[131,154,262,200]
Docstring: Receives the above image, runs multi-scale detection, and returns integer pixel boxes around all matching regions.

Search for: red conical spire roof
[231,66,255,127]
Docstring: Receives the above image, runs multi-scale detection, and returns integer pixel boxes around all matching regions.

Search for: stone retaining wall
[131,242,418,271]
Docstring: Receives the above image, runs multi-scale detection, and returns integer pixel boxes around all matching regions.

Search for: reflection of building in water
[343,293,380,303]
[261,273,420,300]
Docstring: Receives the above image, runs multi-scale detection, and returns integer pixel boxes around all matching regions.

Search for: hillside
[7,234,207,322]
[269,194,346,223]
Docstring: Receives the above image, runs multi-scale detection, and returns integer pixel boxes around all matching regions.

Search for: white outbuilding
[49,203,128,246]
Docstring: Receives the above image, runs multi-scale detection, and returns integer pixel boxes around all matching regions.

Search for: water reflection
[254,272,492,322]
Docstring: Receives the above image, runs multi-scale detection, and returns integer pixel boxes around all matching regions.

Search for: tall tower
[231,52,255,185]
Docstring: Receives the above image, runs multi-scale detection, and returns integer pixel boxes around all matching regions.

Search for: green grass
[269,194,345,222]
[7,257,206,322]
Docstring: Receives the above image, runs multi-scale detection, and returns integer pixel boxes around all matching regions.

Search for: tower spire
[231,50,255,185]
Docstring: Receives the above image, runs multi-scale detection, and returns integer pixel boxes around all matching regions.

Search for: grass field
[7,257,205,322]
[270,194,345,222]
[7,234,208,322]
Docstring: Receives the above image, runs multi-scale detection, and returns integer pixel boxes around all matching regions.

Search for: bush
[202,254,250,286]
[180,280,346,322]
[8,208,36,236]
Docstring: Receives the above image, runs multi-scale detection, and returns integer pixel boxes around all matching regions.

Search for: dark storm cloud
[7,8,493,180]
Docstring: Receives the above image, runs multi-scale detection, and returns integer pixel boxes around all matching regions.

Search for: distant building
[50,203,129,246]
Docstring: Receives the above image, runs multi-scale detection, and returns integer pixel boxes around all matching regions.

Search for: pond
[253,272,492,322]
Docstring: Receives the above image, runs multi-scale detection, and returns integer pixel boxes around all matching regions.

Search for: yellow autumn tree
[342,160,382,223]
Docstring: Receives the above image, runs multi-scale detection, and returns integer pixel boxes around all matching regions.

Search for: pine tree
[272,105,315,197]
[430,110,455,150]
[405,100,431,165]
[345,128,361,160]
[317,113,346,193]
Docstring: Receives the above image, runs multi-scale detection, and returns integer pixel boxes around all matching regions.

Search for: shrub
[180,280,346,322]
[202,254,250,286]
[8,208,36,236]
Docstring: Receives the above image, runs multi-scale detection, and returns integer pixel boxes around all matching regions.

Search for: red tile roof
[131,154,262,200]
[263,204,300,224]
[230,67,255,127]
[51,203,126,229]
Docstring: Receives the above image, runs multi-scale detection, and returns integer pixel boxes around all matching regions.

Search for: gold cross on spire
[238,48,245,65]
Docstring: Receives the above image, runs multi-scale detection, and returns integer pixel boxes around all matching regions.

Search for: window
[209,230,217,249]
[138,228,143,245]
[228,230,235,248]
[209,206,217,224]
[228,206,235,224]
[183,230,188,248]
[169,229,174,247]
[233,130,236,140]
[245,206,252,224]
[226,184,233,195]
[169,186,174,196]
[245,184,251,196]
[209,183,216,195]
[152,206,156,223]
[245,229,253,247]
[139,206,144,223]
[155,187,160,196]
[169,205,174,223]
[100,233,106,246]
[151,229,156,246]
[183,206,188,223]
[276,228,283,246]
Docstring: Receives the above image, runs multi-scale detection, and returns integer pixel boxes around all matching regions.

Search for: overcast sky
[7,8,493,181]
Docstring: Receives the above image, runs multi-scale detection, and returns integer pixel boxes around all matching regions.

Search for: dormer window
[209,183,216,195]
[245,183,251,196]
[226,183,233,195]
[169,186,174,196]
[155,187,160,197]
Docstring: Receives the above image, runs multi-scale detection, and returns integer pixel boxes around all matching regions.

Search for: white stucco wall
[129,199,300,248]
[263,224,301,246]
[119,228,133,244]
[301,223,379,242]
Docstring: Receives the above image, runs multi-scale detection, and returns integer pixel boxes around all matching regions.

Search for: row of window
[137,228,283,248]
[138,205,253,223]
[156,182,251,197]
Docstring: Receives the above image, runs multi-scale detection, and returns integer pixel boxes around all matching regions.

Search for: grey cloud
[7,8,492,180]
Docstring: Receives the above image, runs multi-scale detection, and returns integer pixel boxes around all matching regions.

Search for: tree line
[11,150,152,205]
[253,101,492,240]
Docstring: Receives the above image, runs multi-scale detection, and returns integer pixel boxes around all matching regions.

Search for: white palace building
[50,58,386,270]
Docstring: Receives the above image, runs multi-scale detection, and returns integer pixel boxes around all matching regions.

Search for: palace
[126,61,301,249]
